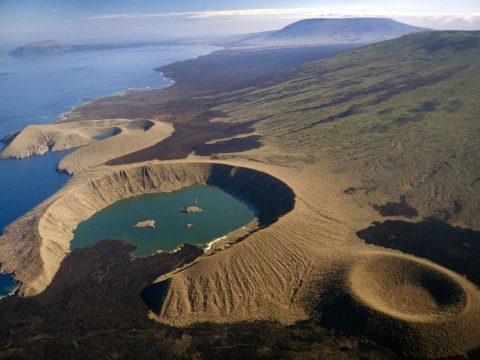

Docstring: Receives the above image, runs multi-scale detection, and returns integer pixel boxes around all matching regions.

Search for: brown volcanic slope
[1,32,480,359]
[3,159,480,359]
[212,31,480,230]
[61,45,358,163]
[0,241,399,359]
[357,218,480,286]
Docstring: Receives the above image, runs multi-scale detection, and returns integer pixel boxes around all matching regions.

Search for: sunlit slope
[218,31,480,228]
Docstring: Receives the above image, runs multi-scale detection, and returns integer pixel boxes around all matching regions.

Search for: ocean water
[71,186,256,256]
[0,45,217,135]
[0,272,18,299]
[0,44,217,296]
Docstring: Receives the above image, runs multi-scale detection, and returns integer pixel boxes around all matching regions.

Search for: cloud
[429,15,480,23]
[83,7,480,31]
[84,8,333,20]
[85,7,480,21]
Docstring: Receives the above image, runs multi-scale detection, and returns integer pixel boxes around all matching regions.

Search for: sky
[1,0,480,44]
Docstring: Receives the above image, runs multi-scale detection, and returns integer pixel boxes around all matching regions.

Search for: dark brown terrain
[0,240,399,360]
[357,218,480,286]
[64,45,358,164]
[373,196,419,218]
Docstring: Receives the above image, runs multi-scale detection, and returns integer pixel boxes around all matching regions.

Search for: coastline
[0,271,20,300]
[205,235,227,252]
[0,44,382,297]
[0,44,221,297]
[57,74,177,123]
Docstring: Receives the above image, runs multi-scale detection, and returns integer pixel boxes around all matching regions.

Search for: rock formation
[134,220,156,229]
[180,206,203,213]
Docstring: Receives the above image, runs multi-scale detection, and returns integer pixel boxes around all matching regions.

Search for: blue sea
[0,43,217,296]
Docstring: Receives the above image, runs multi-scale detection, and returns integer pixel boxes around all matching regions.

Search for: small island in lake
[134,220,155,229]
[180,206,203,213]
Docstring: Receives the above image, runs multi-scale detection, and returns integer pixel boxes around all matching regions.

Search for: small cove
[0,272,19,299]
[71,186,256,256]
[0,151,70,298]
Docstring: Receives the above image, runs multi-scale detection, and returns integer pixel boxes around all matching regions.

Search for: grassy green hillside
[216,31,480,228]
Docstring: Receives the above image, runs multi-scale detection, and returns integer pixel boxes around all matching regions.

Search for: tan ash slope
[1,159,479,358]
[58,120,173,174]
[0,119,173,174]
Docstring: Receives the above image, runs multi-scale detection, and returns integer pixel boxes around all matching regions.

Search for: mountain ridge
[226,17,428,47]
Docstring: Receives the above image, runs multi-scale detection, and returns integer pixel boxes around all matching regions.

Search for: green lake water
[71,186,256,256]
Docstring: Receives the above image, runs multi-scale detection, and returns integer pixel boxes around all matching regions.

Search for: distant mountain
[226,18,427,48]
[9,40,71,57]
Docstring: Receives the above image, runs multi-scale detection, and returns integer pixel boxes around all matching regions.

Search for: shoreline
[0,271,20,300]
[0,45,220,297]
[58,73,176,123]
[0,44,363,300]
[8,45,221,130]
[205,235,227,252]
[0,42,220,209]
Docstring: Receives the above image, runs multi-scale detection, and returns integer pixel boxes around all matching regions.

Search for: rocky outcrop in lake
[180,206,203,213]
[134,220,155,229]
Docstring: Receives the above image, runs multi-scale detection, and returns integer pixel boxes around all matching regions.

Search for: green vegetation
[217,31,480,227]
[60,110,82,121]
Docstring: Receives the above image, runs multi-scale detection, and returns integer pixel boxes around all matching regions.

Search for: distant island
[9,40,71,56]
[9,39,181,57]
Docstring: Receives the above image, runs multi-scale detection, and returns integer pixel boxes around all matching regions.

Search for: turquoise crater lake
[71,186,256,256]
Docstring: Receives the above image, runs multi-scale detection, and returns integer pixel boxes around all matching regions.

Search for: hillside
[228,18,427,47]
[66,30,480,229]
[216,30,480,228]
[9,30,480,359]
